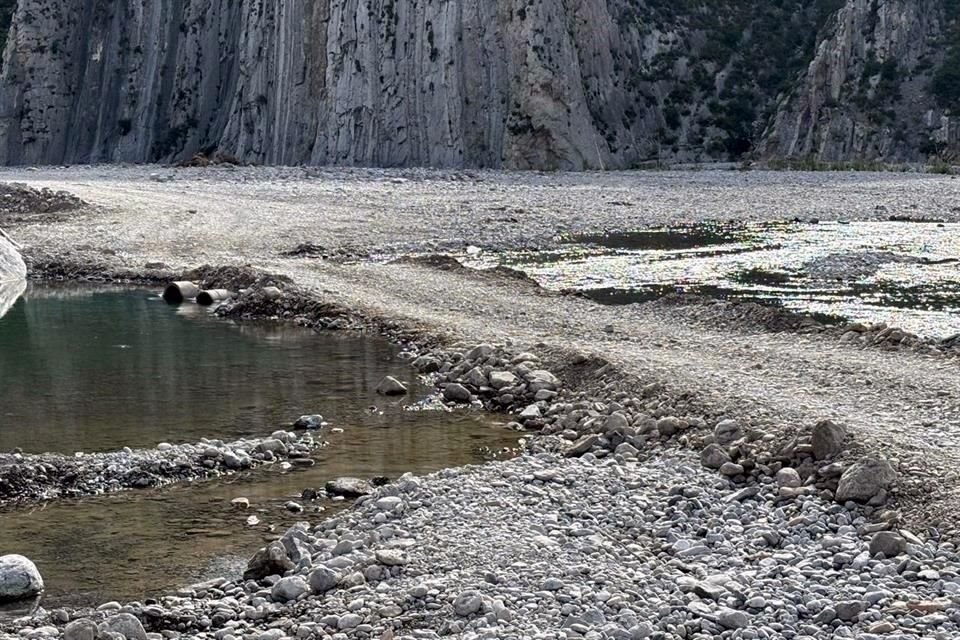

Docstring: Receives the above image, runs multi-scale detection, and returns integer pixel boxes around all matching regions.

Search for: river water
[467,220,960,338]
[0,285,518,608]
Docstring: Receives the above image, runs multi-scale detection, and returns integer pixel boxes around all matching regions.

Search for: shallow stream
[468,220,960,338]
[0,286,517,608]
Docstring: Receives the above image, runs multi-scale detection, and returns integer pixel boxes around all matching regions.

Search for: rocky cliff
[760,0,960,162]
[0,0,956,169]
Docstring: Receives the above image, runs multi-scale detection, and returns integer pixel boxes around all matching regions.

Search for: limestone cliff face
[0,0,619,168]
[761,0,959,162]
[0,0,956,168]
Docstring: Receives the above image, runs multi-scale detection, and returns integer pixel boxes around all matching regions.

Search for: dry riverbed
[1,166,960,640]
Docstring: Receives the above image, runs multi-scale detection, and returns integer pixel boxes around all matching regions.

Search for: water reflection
[0,285,438,453]
[0,278,25,320]
[471,221,960,338]
[0,286,519,608]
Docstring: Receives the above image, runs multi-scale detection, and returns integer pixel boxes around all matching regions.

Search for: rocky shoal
[0,430,323,506]
[4,448,958,640]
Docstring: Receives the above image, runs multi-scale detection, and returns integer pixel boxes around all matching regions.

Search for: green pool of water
[0,285,518,609]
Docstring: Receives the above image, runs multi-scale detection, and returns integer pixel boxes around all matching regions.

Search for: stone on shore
[775,467,802,488]
[811,419,846,459]
[309,566,339,594]
[63,619,98,640]
[564,435,599,458]
[713,419,742,445]
[326,477,373,498]
[99,613,147,640]
[700,443,730,469]
[869,531,908,557]
[271,576,309,602]
[442,383,473,403]
[244,541,294,581]
[835,455,897,504]
[489,371,518,389]
[453,590,483,616]
[0,554,43,602]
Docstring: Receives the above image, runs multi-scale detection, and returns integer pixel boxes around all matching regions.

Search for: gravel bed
[0,165,958,638]
[0,430,323,507]
[4,450,959,640]
[2,166,960,263]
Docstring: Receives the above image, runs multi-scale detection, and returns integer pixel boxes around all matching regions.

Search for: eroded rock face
[3,0,953,169]
[0,0,611,169]
[761,0,958,163]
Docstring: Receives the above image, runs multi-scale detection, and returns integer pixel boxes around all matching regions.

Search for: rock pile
[0,431,322,506]
[408,344,902,513]
[409,344,563,426]
[9,453,958,640]
[0,183,84,221]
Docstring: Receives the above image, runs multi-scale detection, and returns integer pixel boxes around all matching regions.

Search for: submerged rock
[376,376,409,396]
[0,554,44,602]
[326,477,373,498]
[293,414,325,429]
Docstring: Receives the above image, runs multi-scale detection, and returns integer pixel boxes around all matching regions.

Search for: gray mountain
[0,0,956,169]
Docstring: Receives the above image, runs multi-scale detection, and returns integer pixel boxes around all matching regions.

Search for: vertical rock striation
[0,0,620,169]
[761,0,959,162]
[0,0,956,168]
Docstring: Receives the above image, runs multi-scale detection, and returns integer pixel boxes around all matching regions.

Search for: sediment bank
[1,166,959,639]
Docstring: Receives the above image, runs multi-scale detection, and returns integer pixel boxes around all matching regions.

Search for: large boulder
[835,456,897,504]
[0,554,44,602]
[811,420,847,460]
[244,541,295,581]
[0,230,26,282]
